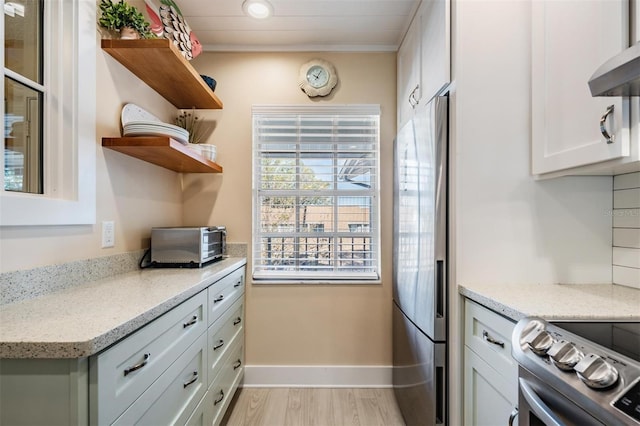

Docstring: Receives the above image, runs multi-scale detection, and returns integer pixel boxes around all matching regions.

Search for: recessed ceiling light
[242,0,273,19]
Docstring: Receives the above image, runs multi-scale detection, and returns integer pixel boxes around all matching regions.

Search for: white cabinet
[464,348,517,426]
[531,0,638,176]
[397,19,421,128]
[93,265,245,426]
[91,292,208,424]
[463,299,517,426]
[397,0,450,128]
[0,264,246,426]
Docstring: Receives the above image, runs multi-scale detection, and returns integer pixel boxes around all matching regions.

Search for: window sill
[251,279,382,286]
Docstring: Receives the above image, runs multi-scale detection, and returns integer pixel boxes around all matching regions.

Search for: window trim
[1,0,96,226]
[251,104,381,283]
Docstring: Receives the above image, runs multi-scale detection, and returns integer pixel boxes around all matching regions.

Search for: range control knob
[574,353,619,389]
[546,340,583,371]
[523,328,555,356]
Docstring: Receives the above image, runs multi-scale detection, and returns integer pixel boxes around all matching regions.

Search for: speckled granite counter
[0,257,246,359]
[460,283,640,322]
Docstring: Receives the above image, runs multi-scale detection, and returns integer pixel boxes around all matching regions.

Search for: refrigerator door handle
[436,365,445,424]
[436,259,445,318]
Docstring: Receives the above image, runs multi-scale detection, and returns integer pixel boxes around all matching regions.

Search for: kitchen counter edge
[459,282,640,323]
[0,257,246,359]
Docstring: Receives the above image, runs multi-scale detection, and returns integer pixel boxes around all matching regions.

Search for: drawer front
[209,341,244,426]
[113,333,208,426]
[208,267,245,326]
[185,393,207,426]
[211,342,245,426]
[464,299,517,382]
[92,291,207,424]
[207,298,244,386]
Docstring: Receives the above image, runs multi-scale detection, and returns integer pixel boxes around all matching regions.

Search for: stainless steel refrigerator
[393,94,448,426]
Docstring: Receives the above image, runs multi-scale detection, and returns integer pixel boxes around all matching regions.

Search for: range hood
[588,42,640,96]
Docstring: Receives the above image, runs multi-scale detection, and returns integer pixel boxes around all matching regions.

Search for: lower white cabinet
[0,264,246,426]
[464,348,518,426]
[463,299,517,426]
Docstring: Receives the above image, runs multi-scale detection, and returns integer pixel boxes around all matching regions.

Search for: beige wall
[185,52,396,365]
[0,15,184,272]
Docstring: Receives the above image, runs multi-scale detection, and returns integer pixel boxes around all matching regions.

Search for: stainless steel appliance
[589,42,640,97]
[512,317,640,425]
[150,226,226,268]
[392,94,448,425]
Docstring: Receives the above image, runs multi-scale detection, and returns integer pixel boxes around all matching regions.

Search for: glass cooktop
[550,321,640,362]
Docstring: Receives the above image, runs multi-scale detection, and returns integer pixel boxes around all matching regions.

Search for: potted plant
[98,0,154,39]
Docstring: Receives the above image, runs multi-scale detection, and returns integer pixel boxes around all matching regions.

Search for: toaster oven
[150,226,226,268]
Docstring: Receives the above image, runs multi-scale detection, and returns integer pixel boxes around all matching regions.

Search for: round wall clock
[299,59,338,97]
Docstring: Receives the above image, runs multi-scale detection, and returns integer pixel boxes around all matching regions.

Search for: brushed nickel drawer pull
[213,295,224,303]
[124,353,150,376]
[214,390,224,405]
[233,360,242,370]
[213,340,225,350]
[233,317,242,326]
[483,330,505,348]
[183,371,198,388]
[183,315,198,328]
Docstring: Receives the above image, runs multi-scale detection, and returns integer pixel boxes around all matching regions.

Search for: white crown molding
[201,44,399,53]
[242,365,393,388]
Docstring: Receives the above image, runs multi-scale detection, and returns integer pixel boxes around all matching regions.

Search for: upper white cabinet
[398,19,421,128]
[531,0,639,176]
[397,0,450,128]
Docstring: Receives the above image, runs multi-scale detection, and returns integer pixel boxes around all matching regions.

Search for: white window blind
[252,105,380,281]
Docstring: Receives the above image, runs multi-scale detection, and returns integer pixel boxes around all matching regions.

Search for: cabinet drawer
[113,332,208,426]
[208,297,244,386]
[91,291,207,425]
[464,300,517,382]
[210,341,245,426]
[185,392,207,426]
[208,266,245,326]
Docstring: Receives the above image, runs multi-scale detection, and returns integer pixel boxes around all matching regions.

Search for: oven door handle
[519,378,565,426]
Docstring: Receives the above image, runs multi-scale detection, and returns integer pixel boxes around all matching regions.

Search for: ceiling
[175,0,421,52]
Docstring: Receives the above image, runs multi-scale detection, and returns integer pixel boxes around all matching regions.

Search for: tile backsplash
[612,172,640,289]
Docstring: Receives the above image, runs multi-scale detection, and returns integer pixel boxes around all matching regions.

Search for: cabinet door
[531,0,630,175]
[398,17,421,128]
[419,0,450,103]
[464,347,517,426]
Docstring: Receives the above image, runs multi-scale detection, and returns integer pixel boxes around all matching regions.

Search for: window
[1,0,96,225]
[252,105,380,281]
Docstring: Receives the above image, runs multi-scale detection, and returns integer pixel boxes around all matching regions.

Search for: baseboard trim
[242,365,393,388]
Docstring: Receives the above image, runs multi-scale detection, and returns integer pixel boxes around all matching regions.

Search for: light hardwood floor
[222,388,406,426]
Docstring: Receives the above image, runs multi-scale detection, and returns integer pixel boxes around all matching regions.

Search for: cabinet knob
[599,104,615,144]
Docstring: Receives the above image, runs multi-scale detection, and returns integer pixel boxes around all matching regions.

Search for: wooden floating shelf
[102,137,223,173]
[101,39,223,109]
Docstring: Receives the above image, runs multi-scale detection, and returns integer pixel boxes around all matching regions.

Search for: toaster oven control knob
[547,340,583,371]
[574,353,619,389]
[523,328,555,356]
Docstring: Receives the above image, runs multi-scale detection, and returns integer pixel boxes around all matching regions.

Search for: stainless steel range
[512,317,640,425]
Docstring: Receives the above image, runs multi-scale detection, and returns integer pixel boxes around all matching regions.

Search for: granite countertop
[460,282,640,322]
[0,257,246,359]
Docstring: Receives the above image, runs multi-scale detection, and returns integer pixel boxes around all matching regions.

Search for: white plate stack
[121,104,190,145]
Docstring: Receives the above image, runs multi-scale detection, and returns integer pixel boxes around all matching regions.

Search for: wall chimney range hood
[588,42,640,96]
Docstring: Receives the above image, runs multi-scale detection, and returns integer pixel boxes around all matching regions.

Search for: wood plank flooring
[222,388,406,426]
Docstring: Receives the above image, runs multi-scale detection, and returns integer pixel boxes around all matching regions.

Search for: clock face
[298,59,338,97]
[306,65,329,88]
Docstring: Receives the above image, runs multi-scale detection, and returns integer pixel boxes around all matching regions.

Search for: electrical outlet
[102,221,115,248]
